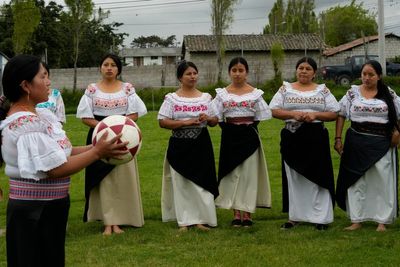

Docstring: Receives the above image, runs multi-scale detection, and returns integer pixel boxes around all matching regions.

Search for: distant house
[322,33,400,65]
[119,47,181,66]
[182,33,326,85]
[0,51,9,95]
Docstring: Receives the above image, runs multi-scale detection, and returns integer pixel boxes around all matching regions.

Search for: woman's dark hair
[0,54,41,165]
[295,57,317,72]
[362,60,399,132]
[100,53,122,75]
[2,54,41,103]
[228,57,249,72]
[176,60,198,80]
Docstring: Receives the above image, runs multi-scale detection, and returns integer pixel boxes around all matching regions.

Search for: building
[322,33,400,65]
[119,47,181,66]
[182,33,326,85]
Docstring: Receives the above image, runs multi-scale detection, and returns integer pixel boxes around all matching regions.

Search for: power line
[96,0,206,11]
[120,16,266,26]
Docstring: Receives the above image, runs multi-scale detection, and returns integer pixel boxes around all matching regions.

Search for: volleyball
[92,115,142,165]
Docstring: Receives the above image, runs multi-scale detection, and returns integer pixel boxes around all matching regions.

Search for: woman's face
[27,64,51,104]
[180,66,198,88]
[296,62,315,84]
[229,63,248,84]
[100,57,119,79]
[361,64,380,88]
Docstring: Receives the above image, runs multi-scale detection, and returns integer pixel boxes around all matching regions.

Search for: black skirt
[167,127,219,198]
[218,122,260,181]
[280,123,335,213]
[335,128,392,211]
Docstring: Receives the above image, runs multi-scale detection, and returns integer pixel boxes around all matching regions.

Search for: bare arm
[271,109,307,121]
[334,115,346,155]
[303,111,338,122]
[126,113,139,122]
[199,113,218,127]
[71,145,92,155]
[81,118,99,128]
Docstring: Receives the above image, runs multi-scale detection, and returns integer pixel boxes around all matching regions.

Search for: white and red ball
[92,115,142,165]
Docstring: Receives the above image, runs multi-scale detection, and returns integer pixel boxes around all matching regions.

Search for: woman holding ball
[76,54,147,235]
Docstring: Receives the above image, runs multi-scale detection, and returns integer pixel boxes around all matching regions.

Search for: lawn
[0,112,399,267]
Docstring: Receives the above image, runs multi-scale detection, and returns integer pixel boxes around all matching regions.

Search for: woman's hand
[334,139,343,155]
[92,132,129,160]
[292,111,306,121]
[303,112,317,122]
[391,130,400,147]
[184,118,201,126]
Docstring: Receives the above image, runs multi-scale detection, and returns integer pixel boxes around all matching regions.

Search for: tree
[320,0,377,46]
[211,0,239,83]
[0,3,14,57]
[264,0,318,34]
[11,0,41,54]
[64,0,94,91]
[270,42,285,84]
[130,35,176,48]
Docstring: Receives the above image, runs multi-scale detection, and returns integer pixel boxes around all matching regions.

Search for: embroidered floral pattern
[222,100,256,109]
[8,115,40,131]
[87,85,97,94]
[173,104,208,112]
[93,97,127,109]
[353,105,388,113]
[124,84,135,95]
[57,137,72,150]
[285,96,325,105]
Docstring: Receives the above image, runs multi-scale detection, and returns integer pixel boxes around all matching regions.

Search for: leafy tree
[211,0,239,83]
[320,0,377,46]
[0,3,14,57]
[270,42,285,83]
[130,35,176,48]
[64,0,94,91]
[11,0,41,54]
[264,0,318,34]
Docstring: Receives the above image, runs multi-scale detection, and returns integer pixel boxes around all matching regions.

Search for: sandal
[242,220,253,227]
[280,221,298,230]
[231,219,242,227]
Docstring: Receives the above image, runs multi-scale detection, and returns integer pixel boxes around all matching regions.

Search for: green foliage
[211,0,239,83]
[130,35,177,48]
[11,0,41,54]
[270,42,285,80]
[320,0,377,46]
[265,0,318,34]
[61,89,84,114]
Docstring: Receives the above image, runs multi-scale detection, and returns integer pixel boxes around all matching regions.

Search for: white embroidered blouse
[157,92,215,128]
[211,88,272,122]
[36,89,66,123]
[0,110,72,180]
[76,82,147,118]
[339,85,400,123]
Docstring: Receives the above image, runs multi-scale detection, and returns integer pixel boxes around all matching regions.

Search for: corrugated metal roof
[182,33,325,52]
[323,33,400,56]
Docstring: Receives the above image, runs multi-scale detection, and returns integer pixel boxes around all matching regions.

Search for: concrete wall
[50,50,322,90]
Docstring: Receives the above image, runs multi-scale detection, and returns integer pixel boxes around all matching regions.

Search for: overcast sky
[15,0,400,46]
[92,0,400,46]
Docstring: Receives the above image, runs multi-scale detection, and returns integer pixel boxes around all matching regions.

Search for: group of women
[0,53,399,266]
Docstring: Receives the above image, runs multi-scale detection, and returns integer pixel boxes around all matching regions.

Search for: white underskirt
[346,148,397,224]
[161,158,217,227]
[285,162,334,224]
[215,147,271,213]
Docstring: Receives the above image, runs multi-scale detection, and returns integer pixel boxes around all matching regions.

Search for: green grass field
[0,112,400,266]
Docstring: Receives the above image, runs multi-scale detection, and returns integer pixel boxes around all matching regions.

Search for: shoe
[280,221,297,230]
[231,219,242,227]
[242,220,253,227]
[315,224,328,230]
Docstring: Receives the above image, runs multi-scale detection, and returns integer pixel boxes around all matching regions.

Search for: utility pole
[378,0,386,75]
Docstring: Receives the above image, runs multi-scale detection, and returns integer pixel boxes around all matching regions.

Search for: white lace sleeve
[322,87,340,112]
[127,92,148,117]
[76,87,94,119]
[269,87,284,109]
[54,90,66,123]
[17,131,67,180]
[254,93,272,121]
[338,93,350,118]
[157,93,173,120]
[211,89,224,122]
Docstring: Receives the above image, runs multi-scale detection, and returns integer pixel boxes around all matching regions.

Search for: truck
[319,55,400,86]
